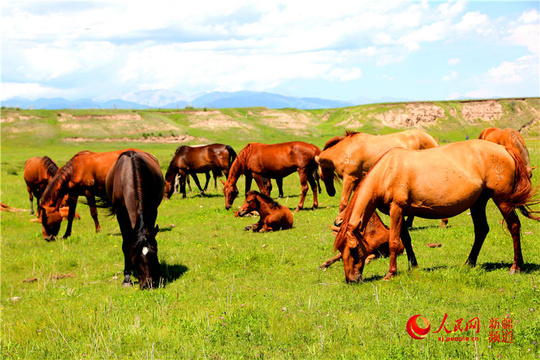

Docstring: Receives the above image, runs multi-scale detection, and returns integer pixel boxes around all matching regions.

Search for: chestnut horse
[237,191,293,232]
[335,140,540,283]
[105,150,164,289]
[24,156,59,215]
[479,127,534,177]
[316,129,439,221]
[39,148,138,241]
[164,144,236,199]
[223,141,321,211]
[319,211,404,269]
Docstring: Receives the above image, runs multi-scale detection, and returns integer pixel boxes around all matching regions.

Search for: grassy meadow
[1,104,540,359]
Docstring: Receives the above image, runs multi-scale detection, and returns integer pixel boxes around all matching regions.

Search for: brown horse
[39,148,138,241]
[164,144,237,199]
[479,127,534,177]
[223,142,321,211]
[335,140,540,283]
[24,156,59,215]
[105,150,164,289]
[316,129,439,220]
[319,211,404,269]
[237,191,293,232]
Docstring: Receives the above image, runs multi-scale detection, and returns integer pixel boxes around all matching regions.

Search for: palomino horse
[319,211,404,269]
[39,148,138,241]
[164,144,236,199]
[24,156,59,215]
[223,142,321,211]
[316,129,439,221]
[105,150,164,289]
[479,127,534,177]
[334,140,539,283]
[237,191,294,232]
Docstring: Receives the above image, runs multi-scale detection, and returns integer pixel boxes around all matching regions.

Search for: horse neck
[226,156,244,185]
[255,196,275,218]
[164,157,179,184]
[41,163,72,208]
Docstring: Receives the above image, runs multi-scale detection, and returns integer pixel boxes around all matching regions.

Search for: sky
[1,0,539,104]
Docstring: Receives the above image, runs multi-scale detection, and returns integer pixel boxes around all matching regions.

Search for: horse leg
[319,252,342,269]
[496,203,523,274]
[190,172,205,196]
[295,168,309,211]
[213,170,218,190]
[307,170,318,209]
[253,174,269,196]
[28,187,35,215]
[400,221,417,269]
[466,197,490,267]
[202,171,211,192]
[244,172,253,195]
[404,216,414,228]
[384,204,405,280]
[186,174,192,193]
[276,177,284,198]
[335,175,360,225]
[117,211,134,287]
[85,192,101,233]
[62,195,79,239]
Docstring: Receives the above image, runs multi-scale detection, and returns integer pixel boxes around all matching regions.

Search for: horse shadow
[160,260,188,285]
[480,262,540,273]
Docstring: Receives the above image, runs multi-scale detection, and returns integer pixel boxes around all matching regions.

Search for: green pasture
[1,107,540,359]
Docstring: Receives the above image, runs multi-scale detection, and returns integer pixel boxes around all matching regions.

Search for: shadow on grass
[480,262,540,273]
[160,260,188,285]
[408,225,452,231]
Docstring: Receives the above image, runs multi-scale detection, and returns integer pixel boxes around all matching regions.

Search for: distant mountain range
[2,90,370,110]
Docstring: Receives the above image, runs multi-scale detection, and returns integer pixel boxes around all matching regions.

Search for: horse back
[248,141,320,173]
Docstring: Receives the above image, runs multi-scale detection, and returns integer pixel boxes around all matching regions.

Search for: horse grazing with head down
[39,148,139,241]
[316,129,439,222]
[105,150,164,289]
[479,127,534,178]
[223,141,321,212]
[24,156,59,215]
[334,140,540,283]
[237,191,293,232]
[164,144,236,199]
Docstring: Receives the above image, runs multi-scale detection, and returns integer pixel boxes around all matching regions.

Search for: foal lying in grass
[237,191,293,232]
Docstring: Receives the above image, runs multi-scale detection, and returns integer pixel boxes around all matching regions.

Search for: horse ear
[315,155,320,165]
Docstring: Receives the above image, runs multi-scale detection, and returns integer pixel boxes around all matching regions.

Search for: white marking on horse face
[142,247,149,256]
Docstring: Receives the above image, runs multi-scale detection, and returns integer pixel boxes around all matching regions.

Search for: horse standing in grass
[223,142,321,211]
[164,144,236,199]
[316,129,439,223]
[334,140,540,283]
[24,156,59,215]
[38,148,138,241]
[105,150,164,289]
[479,127,534,177]
[237,191,293,232]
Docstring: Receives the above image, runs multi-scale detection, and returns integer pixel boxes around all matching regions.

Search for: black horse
[105,150,164,289]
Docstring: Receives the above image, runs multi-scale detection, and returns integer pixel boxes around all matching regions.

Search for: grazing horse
[223,142,321,211]
[24,156,59,215]
[319,211,404,269]
[334,140,540,283]
[237,191,293,232]
[479,127,534,177]
[105,150,164,289]
[38,149,138,241]
[316,129,439,221]
[164,144,236,199]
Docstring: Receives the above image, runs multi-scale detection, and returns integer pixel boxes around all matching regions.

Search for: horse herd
[23,127,538,289]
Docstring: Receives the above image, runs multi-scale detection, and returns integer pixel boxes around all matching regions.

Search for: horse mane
[226,145,237,167]
[248,190,281,209]
[41,156,59,177]
[41,155,77,207]
[333,181,364,252]
[323,131,360,150]
[174,145,188,156]
[227,144,252,181]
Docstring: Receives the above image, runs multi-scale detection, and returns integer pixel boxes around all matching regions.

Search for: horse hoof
[122,281,133,287]
[509,268,520,275]
[383,273,394,281]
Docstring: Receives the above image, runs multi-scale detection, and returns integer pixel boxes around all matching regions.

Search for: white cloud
[1,82,67,101]
[519,8,539,24]
[448,58,462,65]
[442,71,458,81]
[453,11,491,35]
[446,91,461,100]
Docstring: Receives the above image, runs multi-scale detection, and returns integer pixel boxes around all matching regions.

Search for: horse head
[38,205,63,241]
[237,191,259,216]
[336,227,371,283]
[133,225,161,289]
[222,179,239,210]
[315,156,337,197]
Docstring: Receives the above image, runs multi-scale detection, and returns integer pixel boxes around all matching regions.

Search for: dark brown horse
[24,156,59,215]
[223,142,321,211]
[335,140,540,283]
[237,191,294,232]
[479,127,534,177]
[105,150,164,289]
[164,144,237,199]
[39,148,139,241]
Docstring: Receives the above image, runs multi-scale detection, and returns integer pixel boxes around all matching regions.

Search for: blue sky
[2,0,538,103]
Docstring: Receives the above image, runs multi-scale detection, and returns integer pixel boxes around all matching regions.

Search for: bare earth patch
[0,113,40,123]
[64,135,208,143]
[375,103,446,128]
[461,100,504,122]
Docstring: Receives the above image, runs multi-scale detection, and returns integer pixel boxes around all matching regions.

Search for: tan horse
[334,140,539,283]
[39,149,139,240]
[24,156,59,215]
[316,129,439,222]
[479,127,534,177]
[237,191,293,232]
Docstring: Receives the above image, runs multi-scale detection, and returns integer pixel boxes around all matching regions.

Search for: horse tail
[226,145,237,168]
[508,130,532,176]
[501,147,540,221]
